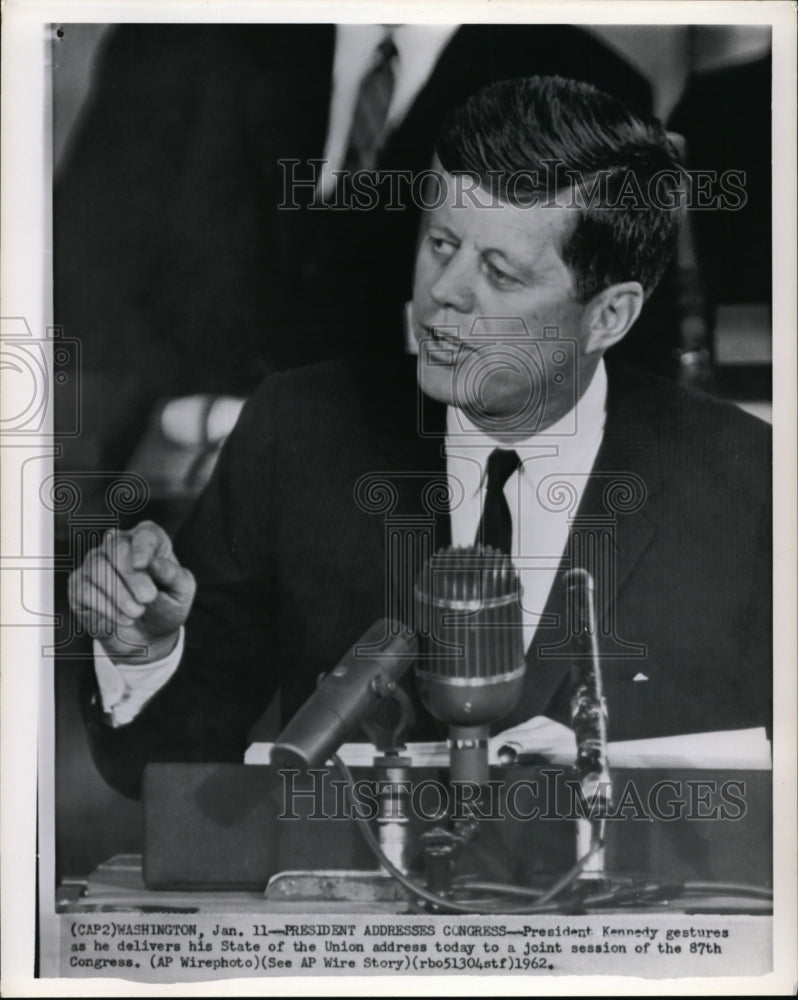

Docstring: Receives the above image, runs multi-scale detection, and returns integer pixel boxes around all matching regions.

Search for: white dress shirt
[446,361,608,654]
[94,629,185,726]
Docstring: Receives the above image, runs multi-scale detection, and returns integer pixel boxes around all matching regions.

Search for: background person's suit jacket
[82,355,772,798]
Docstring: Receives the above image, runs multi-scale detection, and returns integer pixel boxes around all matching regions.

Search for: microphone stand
[265,684,418,904]
[362,692,415,877]
[564,568,612,887]
[418,799,481,904]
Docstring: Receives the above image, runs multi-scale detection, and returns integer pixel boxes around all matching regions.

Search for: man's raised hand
[67,520,196,663]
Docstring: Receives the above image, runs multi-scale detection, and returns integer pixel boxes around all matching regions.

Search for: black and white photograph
[1,1,796,994]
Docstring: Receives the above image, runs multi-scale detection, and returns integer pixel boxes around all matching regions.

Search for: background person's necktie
[474,448,522,555]
[342,35,398,173]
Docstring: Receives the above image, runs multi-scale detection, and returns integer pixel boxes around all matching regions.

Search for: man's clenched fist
[68,520,196,663]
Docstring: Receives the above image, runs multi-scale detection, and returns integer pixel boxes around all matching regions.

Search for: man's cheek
[410,279,429,319]
[412,248,432,288]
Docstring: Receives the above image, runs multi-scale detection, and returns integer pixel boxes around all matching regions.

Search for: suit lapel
[501,358,663,728]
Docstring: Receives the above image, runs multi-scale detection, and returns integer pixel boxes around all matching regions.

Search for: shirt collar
[445,359,608,484]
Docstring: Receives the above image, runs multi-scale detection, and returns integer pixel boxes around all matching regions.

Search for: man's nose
[429,255,476,314]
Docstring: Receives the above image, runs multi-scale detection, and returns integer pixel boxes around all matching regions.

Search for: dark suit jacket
[55,24,653,472]
[83,355,772,798]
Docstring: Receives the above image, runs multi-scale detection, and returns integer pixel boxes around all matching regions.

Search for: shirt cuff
[93,629,184,727]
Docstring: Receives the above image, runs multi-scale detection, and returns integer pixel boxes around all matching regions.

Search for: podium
[57,760,771,914]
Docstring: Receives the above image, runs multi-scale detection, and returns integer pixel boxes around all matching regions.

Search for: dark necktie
[342,36,398,173]
[475,449,522,554]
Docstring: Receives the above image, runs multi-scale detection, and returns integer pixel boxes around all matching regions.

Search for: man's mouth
[418,325,465,366]
[421,324,473,354]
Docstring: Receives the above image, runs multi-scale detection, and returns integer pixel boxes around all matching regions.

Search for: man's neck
[450,357,607,447]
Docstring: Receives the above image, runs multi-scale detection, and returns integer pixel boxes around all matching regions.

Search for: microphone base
[264,869,410,904]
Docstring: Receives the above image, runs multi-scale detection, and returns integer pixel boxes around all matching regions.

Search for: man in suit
[55,23,656,476]
[69,76,771,799]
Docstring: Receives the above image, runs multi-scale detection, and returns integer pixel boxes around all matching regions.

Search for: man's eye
[427,236,456,260]
[484,260,521,289]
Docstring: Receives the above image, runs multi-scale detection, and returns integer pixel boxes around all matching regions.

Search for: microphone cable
[332,752,601,915]
[332,754,773,916]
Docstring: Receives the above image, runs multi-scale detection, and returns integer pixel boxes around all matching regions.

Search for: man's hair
[435,75,683,302]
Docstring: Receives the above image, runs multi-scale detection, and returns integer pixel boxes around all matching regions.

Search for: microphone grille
[415,544,524,679]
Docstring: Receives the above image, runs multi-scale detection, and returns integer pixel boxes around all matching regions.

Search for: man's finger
[127,521,173,570]
[71,578,137,635]
[96,539,158,606]
[76,556,146,622]
[102,531,161,604]
[148,555,178,588]
[149,556,196,602]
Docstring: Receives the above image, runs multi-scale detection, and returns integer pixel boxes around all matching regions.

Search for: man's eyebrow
[427,223,460,241]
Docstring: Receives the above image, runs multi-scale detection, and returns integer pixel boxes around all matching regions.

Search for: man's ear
[581,281,645,354]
